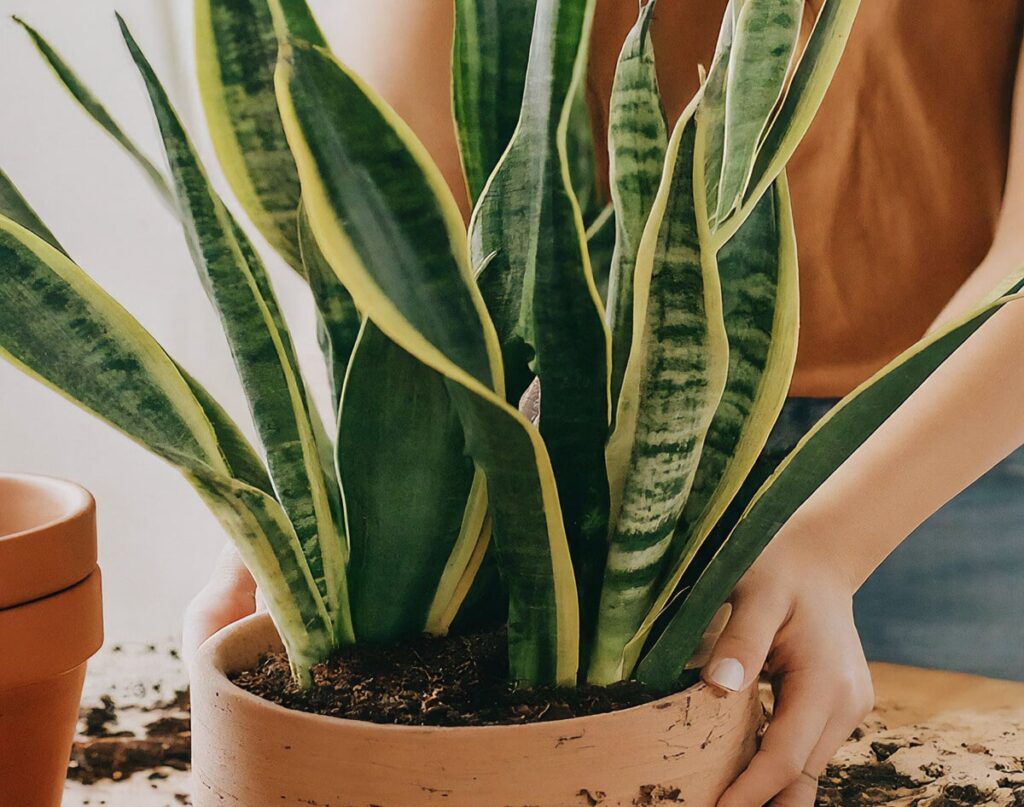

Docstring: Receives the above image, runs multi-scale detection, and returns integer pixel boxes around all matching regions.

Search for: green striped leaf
[451,0,537,203]
[275,39,579,684]
[470,0,611,642]
[565,59,603,225]
[297,201,361,407]
[0,165,274,494]
[195,0,359,407]
[605,0,668,410]
[589,95,729,685]
[177,457,334,682]
[699,0,735,223]
[622,174,798,676]
[0,167,66,255]
[713,0,802,224]
[716,0,861,245]
[586,203,616,303]
[13,17,174,209]
[339,322,487,643]
[0,216,333,678]
[195,0,306,268]
[636,279,1024,689]
[121,18,352,642]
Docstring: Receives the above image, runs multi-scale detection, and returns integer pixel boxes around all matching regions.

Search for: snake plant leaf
[470,0,612,640]
[195,0,313,270]
[264,0,326,45]
[0,165,272,493]
[636,280,1024,689]
[0,217,333,677]
[589,96,729,685]
[275,39,579,685]
[622,175,798,677]
[716,0,861,245]
[0,167,67,256]
[605,0,668,411]
[586,203,616,303]
[712,0,802,225]
[175,365,275,494]
[700,0,736,223]
[451,0,537,204]
[175,456,334,682]
[12,17,174,210]
[297,201,361,407]
[195,0,359,406]
[0,216,227,474]
[121,18,352,641]
[339,322,487,643]
[565,62,602,225]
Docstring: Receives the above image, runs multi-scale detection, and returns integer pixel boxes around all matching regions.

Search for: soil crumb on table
[814,711,1024,806]
[231,629,668,726]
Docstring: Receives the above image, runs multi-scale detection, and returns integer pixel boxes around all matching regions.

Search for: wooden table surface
[63,643,1024,806]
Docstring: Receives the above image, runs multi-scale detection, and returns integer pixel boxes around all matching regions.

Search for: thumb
[702,593,787,693]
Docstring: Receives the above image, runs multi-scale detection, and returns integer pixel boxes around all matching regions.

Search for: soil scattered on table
[68,688,191,785]
[231,629,667,726]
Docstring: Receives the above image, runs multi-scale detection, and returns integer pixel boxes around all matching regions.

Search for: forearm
[786,299,1024,591]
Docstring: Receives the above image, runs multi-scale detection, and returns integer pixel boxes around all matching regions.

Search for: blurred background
[0,0,390,644]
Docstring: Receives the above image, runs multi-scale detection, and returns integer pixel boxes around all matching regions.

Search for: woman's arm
[708,41,1024,807]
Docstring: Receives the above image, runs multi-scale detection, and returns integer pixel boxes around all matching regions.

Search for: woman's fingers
[182,543,257,667]
[702,590,787,692]
[770,676,875,807]
[716,667,830,807]
[767,772,819,807]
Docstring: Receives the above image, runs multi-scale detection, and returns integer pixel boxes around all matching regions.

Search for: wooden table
[63,644,1024,806]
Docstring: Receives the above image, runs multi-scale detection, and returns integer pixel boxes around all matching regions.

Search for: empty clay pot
[0,474,103,807]
[192,613,763,806]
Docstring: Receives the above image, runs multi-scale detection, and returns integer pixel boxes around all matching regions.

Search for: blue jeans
[761,399,1024,682]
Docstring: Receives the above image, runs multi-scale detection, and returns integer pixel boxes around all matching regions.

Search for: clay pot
[0,474,103,807]
[192,613,763,807]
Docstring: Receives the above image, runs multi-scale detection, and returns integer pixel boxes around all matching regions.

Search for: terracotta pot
[192,614,763,807]
[0,474,103,807]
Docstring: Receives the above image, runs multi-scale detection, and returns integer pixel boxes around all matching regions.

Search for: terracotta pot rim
[0,473,97,609]
[0,567,103,690]
[0,472,94,543]
[198,612,715,736]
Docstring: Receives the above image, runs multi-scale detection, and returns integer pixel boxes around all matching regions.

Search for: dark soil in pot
[231,628,680,726]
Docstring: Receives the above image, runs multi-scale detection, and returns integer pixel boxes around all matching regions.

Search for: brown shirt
[590,0,1024,397]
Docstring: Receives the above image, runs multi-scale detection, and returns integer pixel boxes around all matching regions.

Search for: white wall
[0,1,368,642]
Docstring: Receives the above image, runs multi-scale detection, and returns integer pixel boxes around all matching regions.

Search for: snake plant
[3,0,1020,691]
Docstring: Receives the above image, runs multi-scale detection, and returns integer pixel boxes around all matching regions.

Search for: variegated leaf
[194,0,317,269]
[589,95,729,685]
[122,18,352,642]
[716,0,861,245]
[605,0,668,410]
[451,0,537,203]
[13,17,174,209]
[0,215,333,678]
[470,0,611,643]
[275,38,580,685]
[637,280,1024,689]
[622,174,799,676]
[712,0,802,224]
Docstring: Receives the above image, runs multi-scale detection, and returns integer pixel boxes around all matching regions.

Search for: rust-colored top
[590,0,1024,397]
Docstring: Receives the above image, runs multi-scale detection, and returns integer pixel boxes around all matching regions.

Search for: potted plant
[0,474,102,807]
[3,0,1020,803]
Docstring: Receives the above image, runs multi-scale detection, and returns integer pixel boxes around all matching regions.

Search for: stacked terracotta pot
[0,474,103,807]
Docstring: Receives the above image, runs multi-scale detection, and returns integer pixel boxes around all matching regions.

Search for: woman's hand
[704,519,875,807]
[182,543,257,667]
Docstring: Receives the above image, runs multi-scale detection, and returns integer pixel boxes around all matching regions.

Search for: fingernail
[707,658,745,692]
